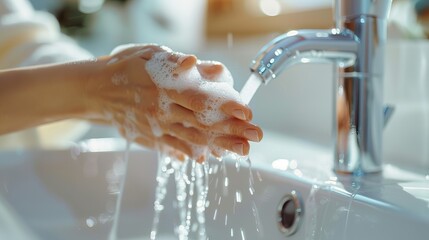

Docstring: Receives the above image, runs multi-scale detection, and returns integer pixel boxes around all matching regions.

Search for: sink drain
[277,191,303,236]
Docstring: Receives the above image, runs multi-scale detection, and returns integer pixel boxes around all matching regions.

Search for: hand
[85,44,263,161]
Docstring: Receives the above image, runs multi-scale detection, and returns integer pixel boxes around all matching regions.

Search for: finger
[134,135,156,149]
[196,61,224,80]
[135,136,186,162]
[111,44,161,59]
[86,117,111,126]
[173,55,197,75]
[212,119,263,142]
[136,48,157,61]
[110,44,149,56]
[213,136,250,156]
[165,88,208,113]
[166,148,187,161]
[108,109,157,141]
[166,123,208,145]
[163,103,208,129]
[220,100,252,121]
[159,135,193,157]
[134,117,160,138]
[209,144,227,159]
[166,89,253,122]
[178,55,197,67]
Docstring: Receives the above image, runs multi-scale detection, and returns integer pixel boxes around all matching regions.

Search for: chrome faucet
[250,0,392,174]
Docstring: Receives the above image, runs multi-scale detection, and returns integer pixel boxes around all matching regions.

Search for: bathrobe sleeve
[0,0,93,69]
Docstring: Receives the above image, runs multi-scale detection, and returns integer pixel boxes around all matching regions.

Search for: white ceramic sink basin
[0,131,429,240]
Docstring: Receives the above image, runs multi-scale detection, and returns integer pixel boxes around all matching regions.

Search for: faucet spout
[250,0,393,175]
[250,29,359,84]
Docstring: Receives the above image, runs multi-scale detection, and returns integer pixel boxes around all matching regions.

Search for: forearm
[0,60,101,134]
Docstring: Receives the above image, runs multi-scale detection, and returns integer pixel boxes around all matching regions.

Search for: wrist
[81,56,115,119]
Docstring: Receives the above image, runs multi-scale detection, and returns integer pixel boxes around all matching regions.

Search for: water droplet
[150,230,156,240]
[236,191,242,203]
[240,228,246,240]
[290,159,298,169]
[249,186,255,195]
[252,202,262,234]
[256,171,263,182]
[98,213,111,225]
[86,217,96,228]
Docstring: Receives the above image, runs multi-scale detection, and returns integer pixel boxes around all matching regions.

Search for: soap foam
[146,114,163,138]
[158,90,172,117]
[145,51,242,126]
[111,73,128,86]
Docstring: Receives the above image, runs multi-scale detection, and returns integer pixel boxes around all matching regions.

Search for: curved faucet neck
[250,29,359,84]
[250,0,393,174]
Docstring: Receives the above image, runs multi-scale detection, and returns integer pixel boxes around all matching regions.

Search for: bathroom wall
[206,0,332,36]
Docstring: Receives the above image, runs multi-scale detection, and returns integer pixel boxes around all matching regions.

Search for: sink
[0,131,428,239]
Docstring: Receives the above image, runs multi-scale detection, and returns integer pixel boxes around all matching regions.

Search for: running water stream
[147,73,263,239]
[108,141,131,240]
[240,74,263,105]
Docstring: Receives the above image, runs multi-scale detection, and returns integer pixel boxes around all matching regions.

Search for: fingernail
[244,129,260,142]
[197,155,205,163]
[177,55,188,65]
[232,109,246,120]
[232,143,244,155]
[177,152,186,161]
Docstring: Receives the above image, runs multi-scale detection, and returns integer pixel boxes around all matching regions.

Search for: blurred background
[2,0,429,166]
[0,0,334,148]
[27,0,332,54]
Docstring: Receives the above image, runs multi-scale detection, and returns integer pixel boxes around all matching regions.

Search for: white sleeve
[0,0,93,69]
[0,0,33,17]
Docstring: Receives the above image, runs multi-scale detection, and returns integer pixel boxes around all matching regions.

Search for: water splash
[150,150,174,240]
[108,140,131,240]
[208,155,263,239]
[246,157,263,235]
[150,150,210,240]
[251,202,262,234]
[174,159,189,239]
[222,159,229,197]
[304,184,321,240]
[240,228,246,240]
[235,191,242,203]
[247,158,256,196]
